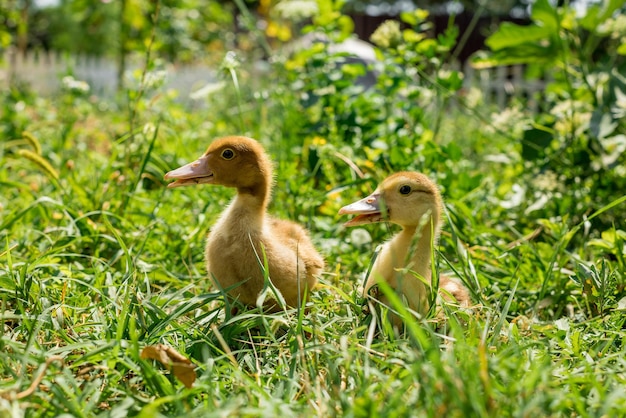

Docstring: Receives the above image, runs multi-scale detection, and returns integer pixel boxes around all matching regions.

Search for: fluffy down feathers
[165,136,324,311]
[340,172,469,326]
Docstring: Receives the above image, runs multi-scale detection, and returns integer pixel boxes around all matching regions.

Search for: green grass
[1,58,625,417]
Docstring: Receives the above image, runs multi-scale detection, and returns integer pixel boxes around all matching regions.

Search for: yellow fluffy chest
[364,233,432,315]
[202,198,316,308]
[203,203,271,300]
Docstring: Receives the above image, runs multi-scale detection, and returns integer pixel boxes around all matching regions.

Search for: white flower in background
[275,0,318,21]
[350,228,372,247]
[554,113,591,137]
[437,68,463,83]
[597,134,626,169]
[550,99,592,116]
[143,122,156,137]
[487,106,528,136]
[314,84,336,96]
[554,317,570,332]
[525,192,550,214]
[416,85,434,103]
[464,86,484,108]
[370,20,402,49]
[532,170,559,192]
[142,70,168,90]
[550,99,592,137]
[189,81,226,100]
[62,75,90,93]
[500,183,525,209]
[221,51,240,70]
[597,14,626,37]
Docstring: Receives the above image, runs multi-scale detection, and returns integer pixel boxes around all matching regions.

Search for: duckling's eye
[399,185,411,195]
[221,149,235,160]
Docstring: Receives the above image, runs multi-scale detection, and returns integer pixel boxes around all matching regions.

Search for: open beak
[164,155,214,188]
[338,192,387,227]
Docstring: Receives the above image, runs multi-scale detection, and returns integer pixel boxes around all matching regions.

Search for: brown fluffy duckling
[165,136,324,311]
[339,172,470,326]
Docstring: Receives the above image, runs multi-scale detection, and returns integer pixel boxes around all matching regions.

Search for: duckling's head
[165,136,273,193]
[339,172,443,228]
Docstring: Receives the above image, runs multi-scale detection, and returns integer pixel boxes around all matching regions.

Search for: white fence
[1,50,217,102]
[461,61,547,112]
[2,50,546,109]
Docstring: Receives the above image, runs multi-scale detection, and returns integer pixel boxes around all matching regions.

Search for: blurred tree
[0,1,21,59]
[156,0,235,62]
[3,0,235,60]
[44,0,119,56]
[18,0,30,53]
[1,0,236,89]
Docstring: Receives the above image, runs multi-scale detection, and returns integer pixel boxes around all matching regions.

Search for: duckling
[339,172,469,326]
[165,136,324,311]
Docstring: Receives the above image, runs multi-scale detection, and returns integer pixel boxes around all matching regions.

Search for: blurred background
[1,0,545,98]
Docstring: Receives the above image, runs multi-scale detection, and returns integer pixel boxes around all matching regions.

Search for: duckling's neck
[238,181,270,205]
[225,182,271,230]
[391,220,439,281]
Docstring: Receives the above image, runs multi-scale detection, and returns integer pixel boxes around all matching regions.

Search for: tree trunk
[18,0,30,55]
[117,0,128,91]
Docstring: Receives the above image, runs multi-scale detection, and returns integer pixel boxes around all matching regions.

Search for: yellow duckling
[339,172,469,326]
[165,136,325,311]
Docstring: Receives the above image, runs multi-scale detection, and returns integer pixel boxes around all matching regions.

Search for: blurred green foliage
[1,0,235,62]
[473,0,626,229]
[283,8,463,184]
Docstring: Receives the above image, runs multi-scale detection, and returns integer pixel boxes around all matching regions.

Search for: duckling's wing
[268,217,325,273]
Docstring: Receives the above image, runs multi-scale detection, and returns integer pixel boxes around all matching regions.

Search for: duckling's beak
[339,192,386,227]
[165,155,214,188]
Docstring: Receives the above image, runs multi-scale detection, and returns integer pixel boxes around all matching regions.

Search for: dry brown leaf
[171,363,197,389]
[141,344,196,388]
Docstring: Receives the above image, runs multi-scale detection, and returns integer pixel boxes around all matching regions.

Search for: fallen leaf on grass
[140,344,196,388]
